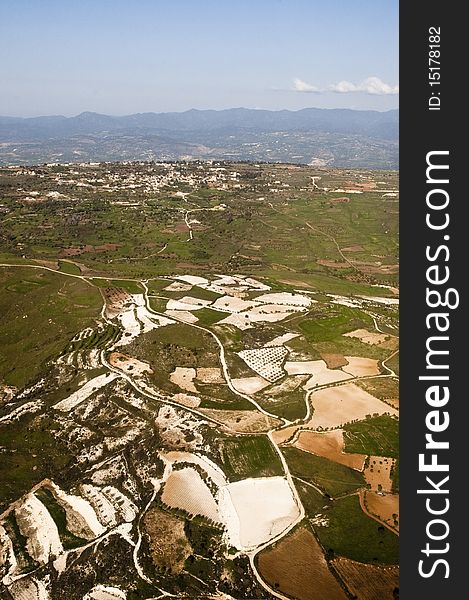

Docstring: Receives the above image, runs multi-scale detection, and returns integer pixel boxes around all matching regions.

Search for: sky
[0,0,398,117]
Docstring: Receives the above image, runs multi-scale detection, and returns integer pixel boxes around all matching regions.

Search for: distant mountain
[0,107,399,169]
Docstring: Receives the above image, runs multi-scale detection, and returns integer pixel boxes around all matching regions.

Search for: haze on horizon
[0,0,398,118]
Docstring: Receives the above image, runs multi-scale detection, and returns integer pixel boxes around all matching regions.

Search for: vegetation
[313,494,399,564]
[282,447,365,497]
[220,435,284,481]
[0,267,102,387]
[294,479,332,515]
[343,415,399,458]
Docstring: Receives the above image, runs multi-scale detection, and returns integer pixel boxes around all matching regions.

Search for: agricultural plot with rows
[0,161,399,600]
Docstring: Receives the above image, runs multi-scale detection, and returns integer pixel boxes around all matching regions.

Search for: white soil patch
[218,477,300,550]
[306,383,398,430]
[342,356,381,377]
[231,376,271,394]
[53,373,119,412]
[238,346,288,383]
[0,524,16,580]
[343,329,394,346]
[116,306,140,344]
[71,327,94,342]
[172,393,201,408]
[136,304,172,332]
[101,486,137,522]
[0,400,44,424]
[46,482,105,539]
[212,295,260,313]
[327,294,365,308]
[265,332,299,347]
[114,295,173,347]
[166,298,210,311]
[216,313,253,330]
[284,360,352,387]
[84,585,127,600]
[109,353,152,377]
[15,495,63,564]
[169,367,198,392]
[255,292,312,307]
[359,296,399,306]
[164,309,199,323]
[79,485,118,528]
[164,281,193,292]
[196,367,225,384]
[161,451,227,487]
[161,467,220,522]
[175,275,209,285]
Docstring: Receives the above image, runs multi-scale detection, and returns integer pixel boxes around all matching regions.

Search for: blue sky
[0,0,398,116]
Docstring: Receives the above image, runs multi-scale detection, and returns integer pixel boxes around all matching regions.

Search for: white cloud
[293,78,319,92]
[328,80,359,93]
[293,76,399,95]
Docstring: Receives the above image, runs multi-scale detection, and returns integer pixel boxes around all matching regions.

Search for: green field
[282,447,365,497]
[255,388,307,421]
[0,415,73,511]
[220,435,284,481]
[297,304,372,342]
[294,479,332,516]
[343,415,399,458]
[0,267,102,387]
[313,494,399,564]
[356,376,399,403]
[58,260,82,275]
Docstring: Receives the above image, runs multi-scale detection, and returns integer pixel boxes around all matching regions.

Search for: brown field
[103,287,131,316]
[306,383,398,430]
[343,329,398,350]
[332,557,399,600]
[174,221,190,233]
[271,425,299,445]
[342,357,381,377]
[161,467,219,521]
[109,352,153,376]
[143,507,192,575]
[196,367,225,384]
[292,430,366,471]
[257,526,347,600]
[199,408,281,433]
[364,456,395,493]
[364,491,399,532]
[319,353,348,369]
[356,378,399,409]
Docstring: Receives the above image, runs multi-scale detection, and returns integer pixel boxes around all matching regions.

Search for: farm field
[0,161,398,599]
[332,557,399,600]
[257,525,347,600]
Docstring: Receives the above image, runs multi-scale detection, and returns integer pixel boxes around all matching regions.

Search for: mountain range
[0,107,398,169]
